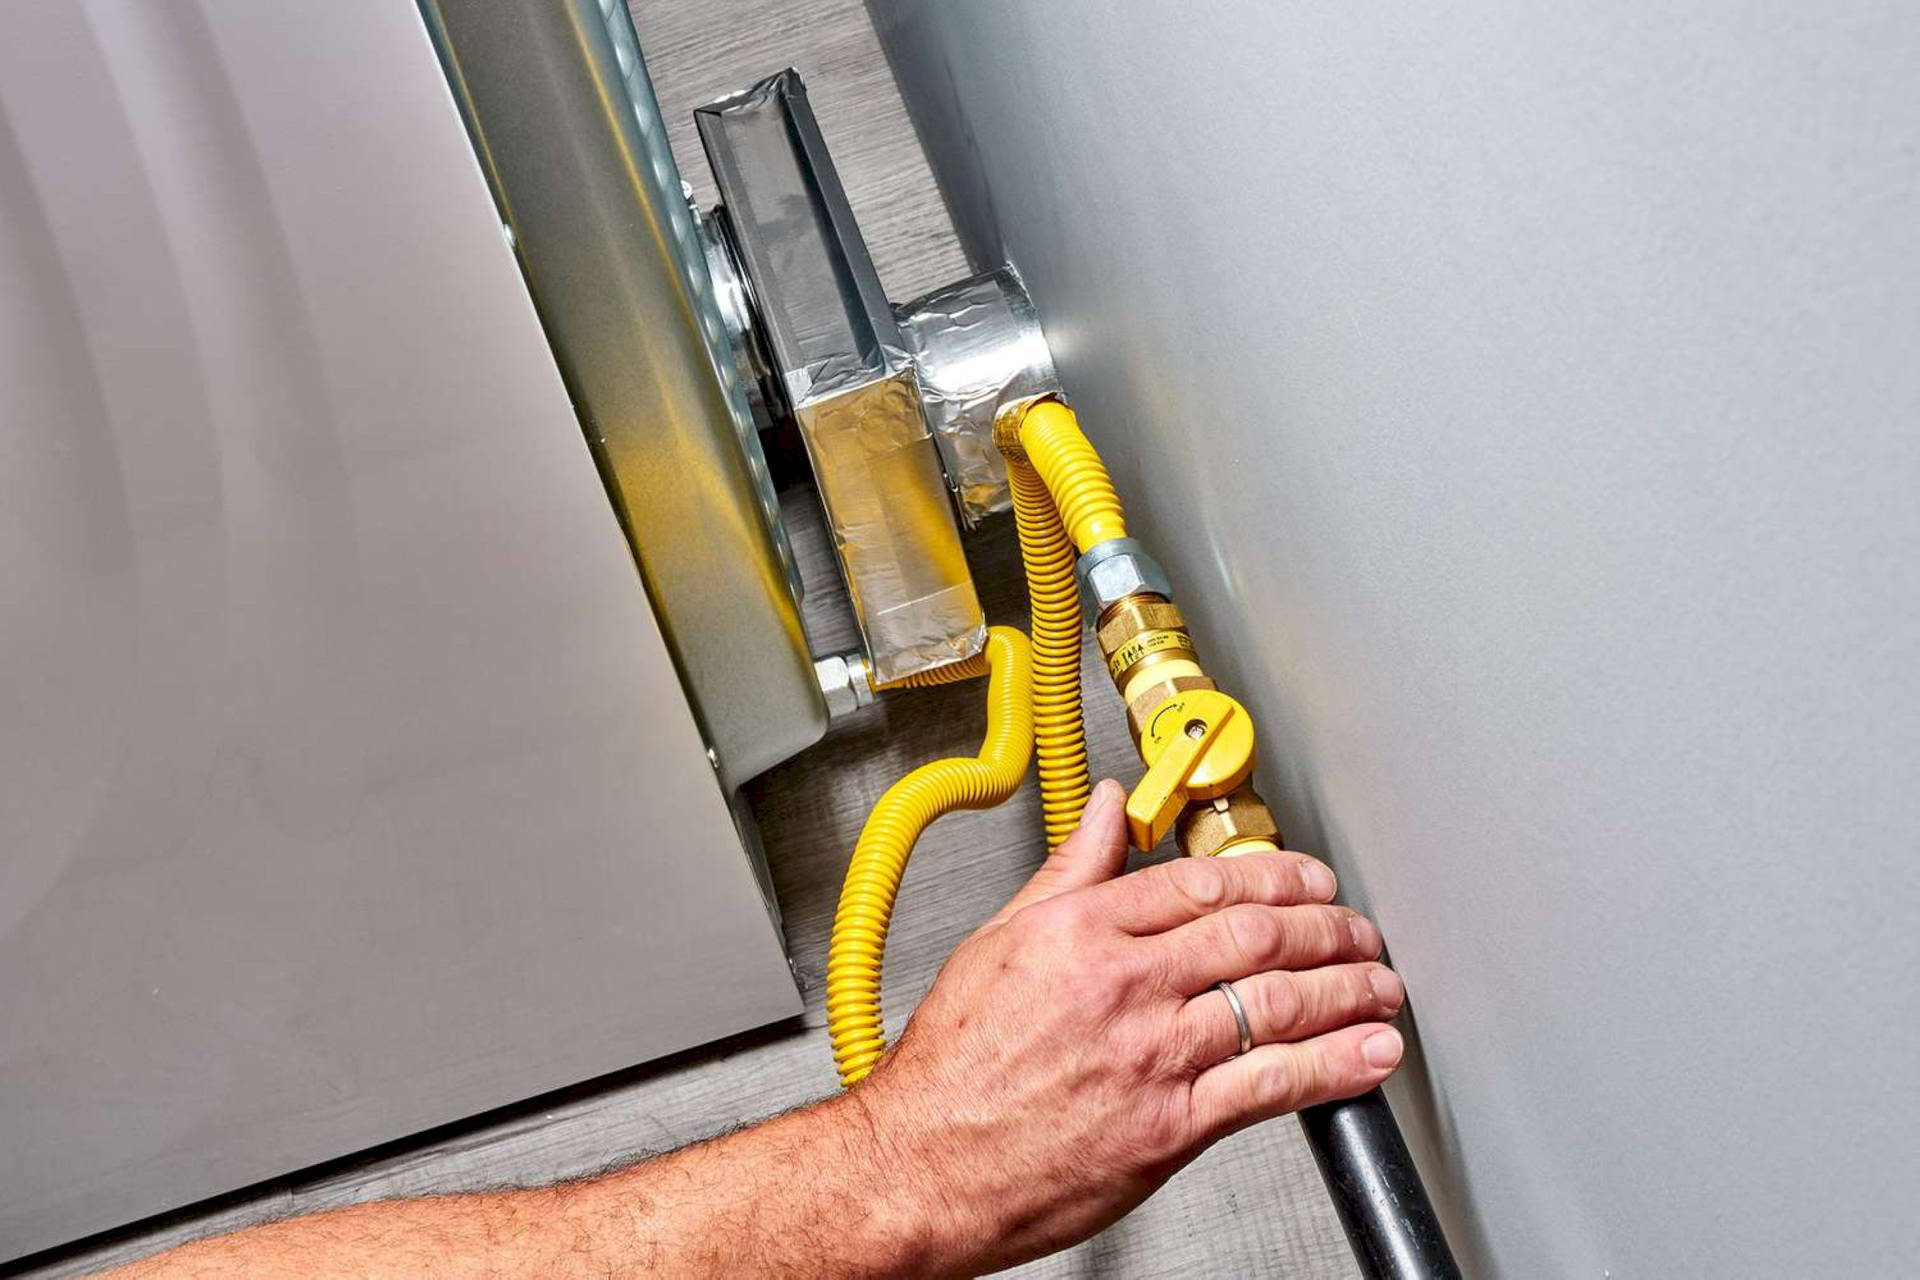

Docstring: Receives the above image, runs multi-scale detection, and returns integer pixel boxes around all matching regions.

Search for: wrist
[808,1088,966,1278]
[572,1088,968,1278]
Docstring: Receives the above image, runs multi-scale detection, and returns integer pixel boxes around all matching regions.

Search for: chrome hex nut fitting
[1076,537,1174,618]
[814,652,876,720]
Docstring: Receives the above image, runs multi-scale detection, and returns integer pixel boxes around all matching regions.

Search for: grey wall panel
[0,1,798,1258]
[872,3,1920,1275]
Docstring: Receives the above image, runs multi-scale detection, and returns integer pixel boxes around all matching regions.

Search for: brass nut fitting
[1177,783,1283,859]
[1125,672,1216,742]
[990,392,1061,460]
[1097,595,1196,691]
[1096,596,1186,656]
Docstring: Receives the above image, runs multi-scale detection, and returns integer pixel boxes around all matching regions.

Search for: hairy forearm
[107,1093,948,1279]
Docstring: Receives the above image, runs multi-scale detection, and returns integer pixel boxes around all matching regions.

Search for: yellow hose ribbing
[826,626,1034,1086]
[874,650,990,690]
[1008,455,1092,848]
[1017,399,1127,553]
[826,399,1126,1088]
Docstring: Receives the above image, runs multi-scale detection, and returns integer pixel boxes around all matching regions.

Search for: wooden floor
[15,3,1356,1275]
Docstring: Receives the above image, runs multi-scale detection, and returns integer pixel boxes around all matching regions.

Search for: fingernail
[1362,1028,1404,1070]
[1368,967,1405,1012]
[1086,781,1118,815]
[1348,914,1381,956]
[1298,859,1336,901]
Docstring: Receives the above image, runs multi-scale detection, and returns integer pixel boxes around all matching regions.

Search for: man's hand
[104,779,1403,1279]
[854,778,1405,1275]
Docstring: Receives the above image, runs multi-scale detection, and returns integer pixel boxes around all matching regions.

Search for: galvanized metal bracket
[426,2,826,792]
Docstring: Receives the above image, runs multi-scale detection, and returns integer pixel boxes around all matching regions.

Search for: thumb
[986,779,1130,926]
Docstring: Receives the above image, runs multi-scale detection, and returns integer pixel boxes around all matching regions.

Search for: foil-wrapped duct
[897,267,1059,526]
[697,70,985,684]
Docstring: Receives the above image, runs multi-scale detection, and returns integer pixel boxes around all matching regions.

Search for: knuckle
[1223,904,1283,965]
[1350,966,1381,1012]
[1343,909,1383,957]
[1259,1052,1307,1110]
[1002,905,1056,949]
[1308,1044,1343,1099]
[1227,856,1270,899]
[1168,1013,1214,1075]
[1364,963,1403,1013]
[1247,852,1306,906]
[1259,850,1303,881]
[1121,1034,1163,1081]
[1254,973,1306,1039]
[1036,892,1100,937]
[1104,936,1157,986]
[1123,1089,1191,1158]
[1296,855,1338,901]
[1172,859,1231,913]
[1228,855,1290,905]
[1144,938,1191,994]
[1228,854,1281,904]
[1288,1045,1335,1106]
[1057,959,1124,1014]
[1316,906,1358,957]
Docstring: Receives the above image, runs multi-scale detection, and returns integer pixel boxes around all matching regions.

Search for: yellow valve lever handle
[1125,689,1257,850]
[1126,715,1221,850]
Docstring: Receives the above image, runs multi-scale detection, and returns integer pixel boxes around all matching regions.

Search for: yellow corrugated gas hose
[874,650,989,689]
[1003,396,1126,843]
[1015,398,1127,554]
[1007,455,1092,848]
[826,400,1127,1089]
[826,626,1034,1086]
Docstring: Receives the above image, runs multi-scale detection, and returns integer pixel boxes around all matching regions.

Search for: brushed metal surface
[0,0,800,1258]
[427,0,827,791]
[872,2,1920,1274]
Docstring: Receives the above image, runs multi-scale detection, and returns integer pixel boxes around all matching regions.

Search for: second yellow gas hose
[887,398,1110,846]
[826,626,1035,1086]
[1008,456,1092,848]
[1006,397,1125,843]
[826,400,1125,1088]
[875,650,990,689]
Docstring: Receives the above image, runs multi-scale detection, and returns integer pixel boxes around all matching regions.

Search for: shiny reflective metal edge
[697,70,986,685]
[423,0,827,790]
[896,267,1059,525]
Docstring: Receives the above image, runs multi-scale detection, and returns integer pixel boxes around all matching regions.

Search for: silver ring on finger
[1214,980,1254,1057]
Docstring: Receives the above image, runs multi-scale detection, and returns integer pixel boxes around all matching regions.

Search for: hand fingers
[1188,1023,1404,1140]
[1153,902,1381,994]
[1179,963,1403,1069]
[986,779,1130,927]
[1092,851,1339,935]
